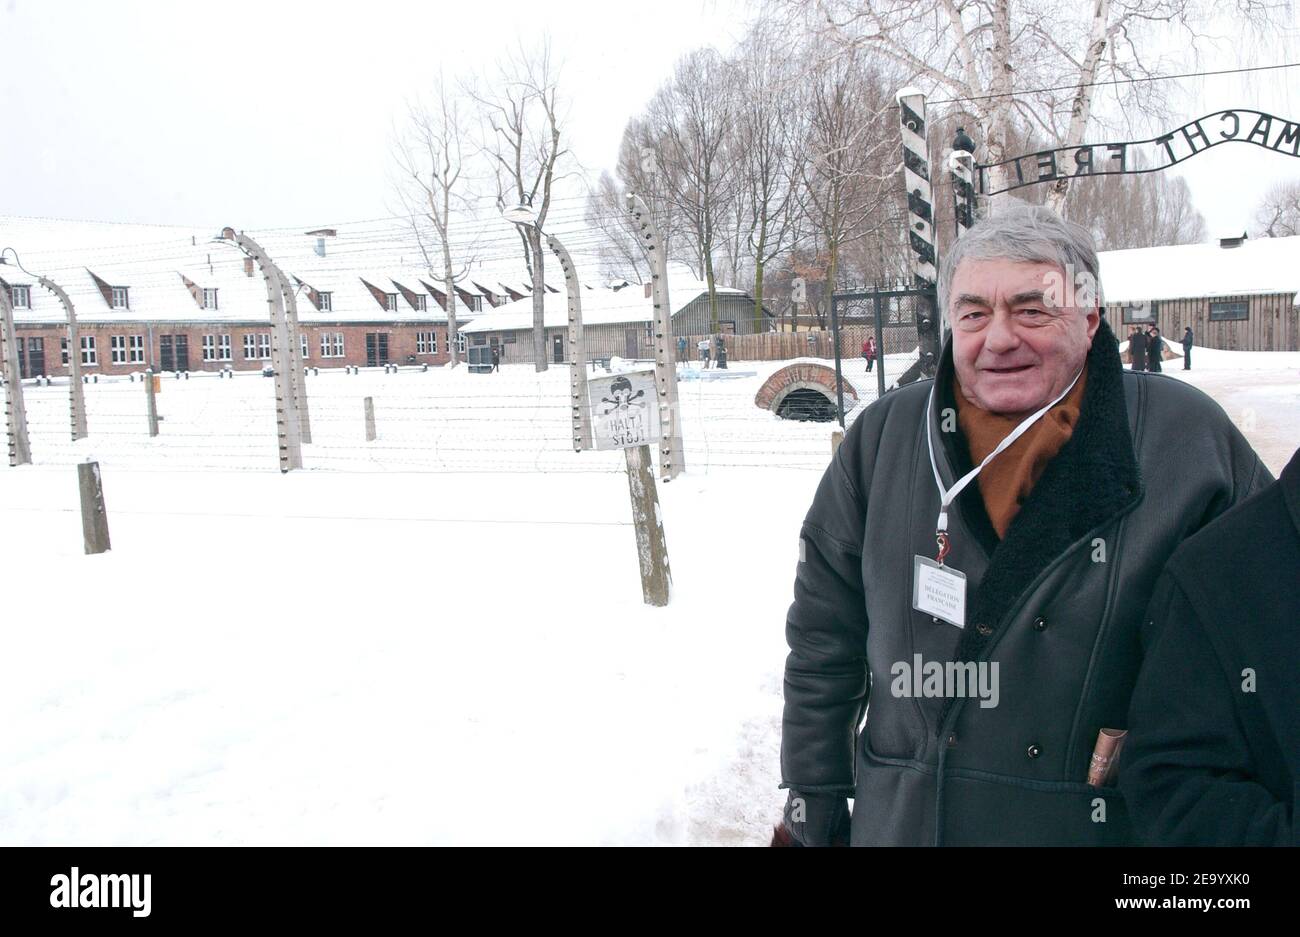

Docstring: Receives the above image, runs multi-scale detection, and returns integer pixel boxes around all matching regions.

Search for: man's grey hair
[937,202,1102,318]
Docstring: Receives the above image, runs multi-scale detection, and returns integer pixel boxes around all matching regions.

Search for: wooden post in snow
[364,396,376,441]
[78,460,111,554]
[587,368,672,606]
[145,368,160,437]
[624,444,671,607]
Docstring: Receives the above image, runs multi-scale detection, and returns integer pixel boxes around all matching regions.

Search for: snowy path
[1,349,1296,845]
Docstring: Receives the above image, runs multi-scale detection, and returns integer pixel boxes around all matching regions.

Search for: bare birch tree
[797,47,901,324]
[1252,179,1300,237]
[394,76,476,368]
[584,170,652,284]
[468,41,573,371]
[775,0,1290,214]
[733,27,805,331]
[643,47,739,330]
[1066,170,1207,248]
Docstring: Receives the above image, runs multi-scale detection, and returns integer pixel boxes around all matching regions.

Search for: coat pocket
[851,733,937,845]
[940,770,1132,846]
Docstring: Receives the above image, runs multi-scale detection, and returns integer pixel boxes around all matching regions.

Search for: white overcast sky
[1,0,1298,238]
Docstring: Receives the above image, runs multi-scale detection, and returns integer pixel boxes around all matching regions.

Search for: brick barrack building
[0,216,551,378]
[1,215,778,376]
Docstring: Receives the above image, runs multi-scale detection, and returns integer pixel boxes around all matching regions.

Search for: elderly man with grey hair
[772,203,1271,846]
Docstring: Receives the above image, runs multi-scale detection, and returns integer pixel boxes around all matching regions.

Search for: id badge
[912,555,967,628]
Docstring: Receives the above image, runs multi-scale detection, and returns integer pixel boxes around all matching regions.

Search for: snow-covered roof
[1098,235,1300,305]
[0,215,545,325]
[459,280,749,333]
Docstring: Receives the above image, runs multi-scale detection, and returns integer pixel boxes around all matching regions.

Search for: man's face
[948,258,1099,417]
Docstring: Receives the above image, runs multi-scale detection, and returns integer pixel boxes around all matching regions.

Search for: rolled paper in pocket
[1087,728,1128,787]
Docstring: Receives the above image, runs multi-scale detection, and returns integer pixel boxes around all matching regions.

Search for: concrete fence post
[0,285,30,465]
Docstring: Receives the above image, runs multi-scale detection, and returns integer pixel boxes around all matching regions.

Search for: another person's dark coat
[778,318,1270,846]
[1129,329,1148,371]
[1120,445,1300,846]
[1147,331,1163,372]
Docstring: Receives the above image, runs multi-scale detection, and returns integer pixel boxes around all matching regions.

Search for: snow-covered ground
[1,346,1296,845]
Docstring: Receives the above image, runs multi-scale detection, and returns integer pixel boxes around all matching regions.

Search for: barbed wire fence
[11,360,895,478]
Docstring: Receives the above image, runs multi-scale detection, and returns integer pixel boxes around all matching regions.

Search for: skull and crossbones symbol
[600,376,646,416]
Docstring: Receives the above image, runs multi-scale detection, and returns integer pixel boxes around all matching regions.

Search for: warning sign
[588,368,661,451]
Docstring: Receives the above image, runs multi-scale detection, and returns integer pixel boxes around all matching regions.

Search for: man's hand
[770,790,851,846]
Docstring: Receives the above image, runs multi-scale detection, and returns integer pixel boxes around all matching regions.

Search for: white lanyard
[924,369,1082,557]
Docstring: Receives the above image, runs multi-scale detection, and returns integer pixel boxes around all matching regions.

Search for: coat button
[1027,744,1042,759]
[946,732,958,748]
[1032,616,1047,631]
[975,622,992,636]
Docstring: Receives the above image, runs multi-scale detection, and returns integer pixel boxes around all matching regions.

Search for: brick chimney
[244,256,255,278]
[644,282,652,299]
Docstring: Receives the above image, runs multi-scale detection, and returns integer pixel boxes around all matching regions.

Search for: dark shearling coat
[779,318,1271,846]
[1120,445,1300,846]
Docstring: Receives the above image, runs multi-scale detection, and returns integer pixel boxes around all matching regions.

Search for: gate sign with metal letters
[978,109,1300,196]
[588,369,661,451]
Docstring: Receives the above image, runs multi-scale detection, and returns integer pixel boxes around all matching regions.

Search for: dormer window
[202,288,219,310]
[10,285,31,309]
[318,291,333,312]
[386,293,399,312]
[471,295,483,312]
[414,294,428,312]
[111,286,129,309]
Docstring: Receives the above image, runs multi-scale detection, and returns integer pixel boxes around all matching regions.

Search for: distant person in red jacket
[862,336,877,373]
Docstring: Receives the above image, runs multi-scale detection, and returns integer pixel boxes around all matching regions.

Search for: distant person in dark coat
[490,345,500,372]
[862,336,877,372]
[714,334,728,369]
[677,336,688,362]
[1122,445,1300,845]
[1182,326,1194,370]
[1146,326,1163,372]
[1128,325,1147,371]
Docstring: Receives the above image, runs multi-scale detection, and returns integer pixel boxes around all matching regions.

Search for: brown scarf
[954,364,1088,538]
